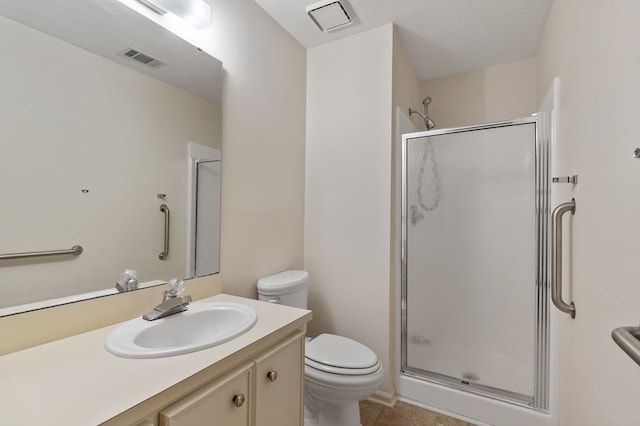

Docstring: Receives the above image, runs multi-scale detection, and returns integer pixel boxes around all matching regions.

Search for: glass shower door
[401,118,548,406]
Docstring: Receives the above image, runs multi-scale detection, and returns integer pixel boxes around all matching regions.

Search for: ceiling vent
[118,48,166,70]
[306,0,354,32]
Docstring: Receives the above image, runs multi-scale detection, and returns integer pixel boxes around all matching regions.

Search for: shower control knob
[232,393,246,408]
[267,370,278,382]
[633,147,640,158]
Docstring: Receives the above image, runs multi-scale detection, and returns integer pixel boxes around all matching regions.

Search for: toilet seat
[305,334,381,375]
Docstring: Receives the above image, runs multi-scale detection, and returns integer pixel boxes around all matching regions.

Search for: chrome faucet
[142,278,191,321]
[143,294,192,321]
[142,278,190,321]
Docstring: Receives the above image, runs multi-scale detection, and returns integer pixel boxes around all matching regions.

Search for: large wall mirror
[0,0,223,316]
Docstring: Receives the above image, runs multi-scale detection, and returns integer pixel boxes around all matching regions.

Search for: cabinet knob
[232,393,246,408]
[267,370,278,382]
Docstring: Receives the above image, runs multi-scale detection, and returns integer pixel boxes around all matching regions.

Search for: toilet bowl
[257,270,383,426]
[304,333,384,426]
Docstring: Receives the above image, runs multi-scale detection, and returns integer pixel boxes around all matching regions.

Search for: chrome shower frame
[399,114,551,412]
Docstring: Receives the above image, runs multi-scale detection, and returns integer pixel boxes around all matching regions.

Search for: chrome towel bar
[159,204,170,260]
[612,326,640,366]
[0,245,83,261]
[551,199,576,318]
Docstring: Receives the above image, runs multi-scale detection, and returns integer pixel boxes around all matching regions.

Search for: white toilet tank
[257,270,308,309]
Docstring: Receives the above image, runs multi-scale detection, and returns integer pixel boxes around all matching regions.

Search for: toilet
[257,270,384,426]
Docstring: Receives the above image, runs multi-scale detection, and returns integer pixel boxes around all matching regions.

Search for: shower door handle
[551,199,576,318]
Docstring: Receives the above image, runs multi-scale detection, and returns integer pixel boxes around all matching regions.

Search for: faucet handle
[163,278,185,300]
[116,268,139,292]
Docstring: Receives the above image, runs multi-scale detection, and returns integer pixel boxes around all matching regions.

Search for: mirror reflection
[0,1,222,316]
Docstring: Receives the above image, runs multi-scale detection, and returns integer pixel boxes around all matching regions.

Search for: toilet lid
[305,334,380,375]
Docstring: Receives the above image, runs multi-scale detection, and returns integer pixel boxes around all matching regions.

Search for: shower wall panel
[403,122,537,400]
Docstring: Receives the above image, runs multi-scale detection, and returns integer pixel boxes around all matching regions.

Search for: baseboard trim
[367,389,397,407]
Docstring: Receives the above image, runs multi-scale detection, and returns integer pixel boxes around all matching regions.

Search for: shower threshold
[401,367,537,410]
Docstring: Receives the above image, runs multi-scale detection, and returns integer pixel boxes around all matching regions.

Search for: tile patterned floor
[360,400,475,426]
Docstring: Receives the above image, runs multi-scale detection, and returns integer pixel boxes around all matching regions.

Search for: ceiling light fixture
[306,0,354,32]
[136,0,211,29]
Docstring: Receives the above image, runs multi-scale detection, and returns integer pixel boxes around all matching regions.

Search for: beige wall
[537,1,640,424]
[212,1,307,297]
[305,24,395,400]
[393,29,425,132]
[421,57,537,128]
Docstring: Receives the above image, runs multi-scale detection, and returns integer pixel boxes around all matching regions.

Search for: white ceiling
[254,0,554,80]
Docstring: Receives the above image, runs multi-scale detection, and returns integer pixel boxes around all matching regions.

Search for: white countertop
[0,294,311,425]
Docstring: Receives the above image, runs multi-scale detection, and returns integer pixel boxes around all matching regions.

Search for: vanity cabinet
[114,331,304,426]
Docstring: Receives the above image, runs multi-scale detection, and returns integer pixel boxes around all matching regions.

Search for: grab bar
[159,204,170,260]
[0,245,83,261]
[612,326,640,366]
[551,199,576,318]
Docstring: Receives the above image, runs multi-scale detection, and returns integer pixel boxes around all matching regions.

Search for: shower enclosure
[399,116,552,425]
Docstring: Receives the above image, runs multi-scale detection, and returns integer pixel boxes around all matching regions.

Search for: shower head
[422,96,435,130]
[409,96,436,130]
[425,116,436,130]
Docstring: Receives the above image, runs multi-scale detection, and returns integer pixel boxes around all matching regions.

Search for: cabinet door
[254,333,304,426]
[159,363,253,426]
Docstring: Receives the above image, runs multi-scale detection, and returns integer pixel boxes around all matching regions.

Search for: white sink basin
[105,302,257,358]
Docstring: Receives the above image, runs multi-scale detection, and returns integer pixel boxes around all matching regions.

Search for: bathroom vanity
[0,294,311,425]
